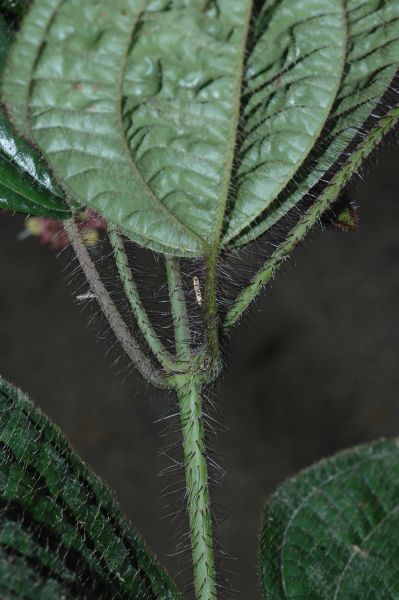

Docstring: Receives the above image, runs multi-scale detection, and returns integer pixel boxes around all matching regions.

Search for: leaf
[0,375,181,600]
[0,113,71,218]
[223,103,399,329]
[220,1,347,245]
[2,0,347,256]
[0,13,71,219]
[234,0,399,248]
[260,438,399,599]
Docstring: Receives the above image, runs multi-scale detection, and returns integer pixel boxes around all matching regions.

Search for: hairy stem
[204,248,221,375]
[165,257,191,363]
[224,104,399,331]
[175,374,217,600]
[64,218,168,388]
[109,224,175,371]
[166,257,217,599]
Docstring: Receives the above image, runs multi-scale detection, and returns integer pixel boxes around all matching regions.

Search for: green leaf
[2,0,346,256]
[0,13,70,219]
[0,375,181,600]
[234,0,399,248]
[260,438,399,599]
[223,103,399,330]
[220,1,347,245]
[0,113,71,218]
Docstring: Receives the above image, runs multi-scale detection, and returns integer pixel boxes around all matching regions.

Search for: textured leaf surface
[261,438,399,599]
[236,0,399,247]
[0,376,181,599]
[2,0,346,256]
[221,0,346,245]
[0,14,70,218]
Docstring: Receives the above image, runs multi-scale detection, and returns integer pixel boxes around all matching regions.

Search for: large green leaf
[2,0,346,256]
[260,438,399,599]
[0,375,181,599]
[0,13,70,219]
[234,0,399,247]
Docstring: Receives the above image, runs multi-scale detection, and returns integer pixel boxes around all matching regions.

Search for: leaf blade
[222,0,347,245]
[3,0,209,255]
[233,0,399,248]
[260,438,399,599]
[223,103,399,330]
[0,375,181,600]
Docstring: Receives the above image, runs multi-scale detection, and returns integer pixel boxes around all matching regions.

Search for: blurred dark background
[0,146,399,599]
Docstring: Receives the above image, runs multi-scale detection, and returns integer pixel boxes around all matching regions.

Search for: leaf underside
[0,13,70,219]
[236,0,399,247]
[0,375,181,600]
[1,0,399,256]
[261,438,399,599]
[0,0,347,255]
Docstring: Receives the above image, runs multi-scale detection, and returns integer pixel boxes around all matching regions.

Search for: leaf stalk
[204,248,222,376]
[64,218,168,389]
[109,224,175,372]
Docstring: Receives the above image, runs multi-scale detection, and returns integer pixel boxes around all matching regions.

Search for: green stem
[223,104,399,332]
[175,374,217,600]
[64,218,168,388]
[109,224,175,371]
[204,248,221,375]
[166,257,217,600]
[165,257,191,362]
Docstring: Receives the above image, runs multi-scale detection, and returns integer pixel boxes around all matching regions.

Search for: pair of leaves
[0,9,70,218]
[0,375,180,599]
[2,0,399,256]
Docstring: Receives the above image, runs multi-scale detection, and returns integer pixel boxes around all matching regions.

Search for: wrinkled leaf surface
[2,0,347,255]
[261,439,399,599]
[0,375,181,599]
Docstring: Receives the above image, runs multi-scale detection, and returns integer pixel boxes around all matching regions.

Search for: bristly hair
[154,378,235,599]
[60,226,237,596]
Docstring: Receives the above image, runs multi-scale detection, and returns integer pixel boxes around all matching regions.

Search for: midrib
[210,0,254,251]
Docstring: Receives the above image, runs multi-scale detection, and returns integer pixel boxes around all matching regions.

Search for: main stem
[166,257,217,599]
[175,374,217,600]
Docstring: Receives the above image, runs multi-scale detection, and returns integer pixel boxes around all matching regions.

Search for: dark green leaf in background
[0,375,181,599]
[0,12,71,219]
[261,439,399,599]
